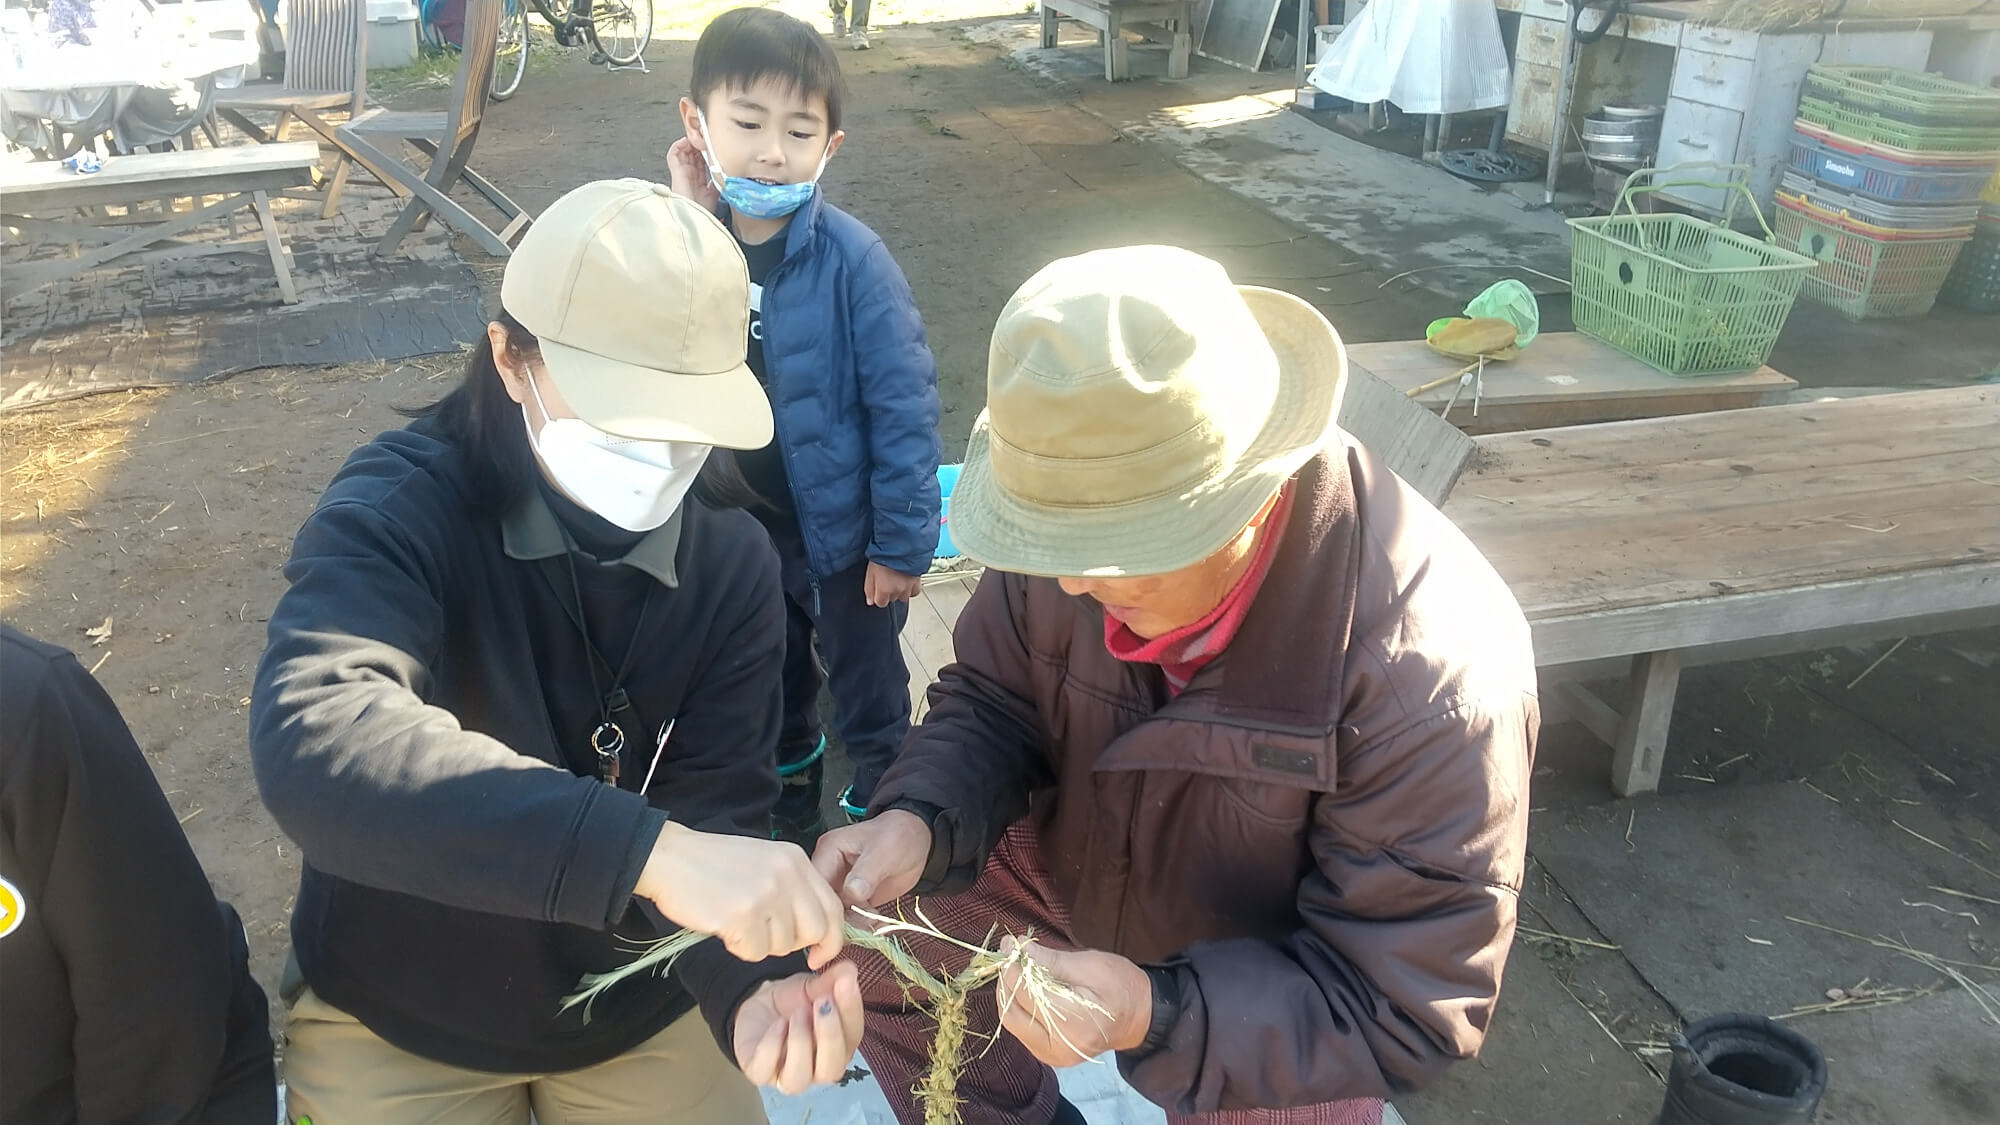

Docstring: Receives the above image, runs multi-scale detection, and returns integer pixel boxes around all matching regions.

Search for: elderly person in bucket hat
[814,246,1538,1125]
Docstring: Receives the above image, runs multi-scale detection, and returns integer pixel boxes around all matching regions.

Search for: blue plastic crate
[1788,125,1998,205]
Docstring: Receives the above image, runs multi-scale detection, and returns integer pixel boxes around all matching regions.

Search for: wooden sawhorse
[1040,0,1193,82]
[0,143,319,307]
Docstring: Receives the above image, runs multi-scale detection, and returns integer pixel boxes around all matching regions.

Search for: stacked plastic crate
[1776,66,2000,319]
[1939,170,2000,312]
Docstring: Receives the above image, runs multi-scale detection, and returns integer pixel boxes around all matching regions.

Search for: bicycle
[492,0,529,101]
[490,0,653,102]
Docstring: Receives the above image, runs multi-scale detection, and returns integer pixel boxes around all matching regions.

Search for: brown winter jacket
[870,439,1539,1114]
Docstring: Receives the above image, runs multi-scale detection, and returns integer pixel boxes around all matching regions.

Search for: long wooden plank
[901,634,932,723]
[0,142,321,195]
[900,575,978,711]
[901,592,957,687]
[1336,368,1476,506]
[1347,332,1796,434]
[1452,386,1995,495]
[1469,479,1995,614]
[1528,563,2000,668]
[1447,387,2000,618]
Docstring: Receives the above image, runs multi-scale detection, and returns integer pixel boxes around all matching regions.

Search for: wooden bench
[1444,385,2000,794]
[1040,0,1193,82]
[0,142,318,306]
[1345,332,1799,435]
[903,387,1998,798]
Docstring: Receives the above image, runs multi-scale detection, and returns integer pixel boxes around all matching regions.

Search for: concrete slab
[1531,782,1988,1021]
[1396,938,1663,1125]
[1783,988,2000,1124]
[970,19,1575,300]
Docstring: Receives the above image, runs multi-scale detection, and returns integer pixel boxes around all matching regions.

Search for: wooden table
[1443,385,2000,793]
[1040,0,1193,81]
[1345,332,1798,435]
[904,389,2000,796]
[0,142,317,306]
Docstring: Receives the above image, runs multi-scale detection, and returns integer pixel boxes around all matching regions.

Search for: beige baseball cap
[499,179,773,449]
[947,245,1347,578]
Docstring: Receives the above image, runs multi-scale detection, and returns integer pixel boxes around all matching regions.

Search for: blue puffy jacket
[757,188,943,580]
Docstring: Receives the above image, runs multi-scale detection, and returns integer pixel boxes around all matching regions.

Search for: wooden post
[253,191,299,305]
[1610,651,1682,797]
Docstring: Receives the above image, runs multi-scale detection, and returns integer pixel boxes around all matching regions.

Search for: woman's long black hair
[400,312,765,516]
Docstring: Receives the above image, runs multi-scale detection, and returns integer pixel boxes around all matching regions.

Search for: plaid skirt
[847,821,1385,1125]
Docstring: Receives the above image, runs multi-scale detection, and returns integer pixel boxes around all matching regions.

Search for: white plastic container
[365,0,420,70]
[1311,24,1342,63]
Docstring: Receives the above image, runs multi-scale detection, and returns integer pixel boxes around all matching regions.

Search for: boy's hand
[666,136,720,212]
[864,562,923,607]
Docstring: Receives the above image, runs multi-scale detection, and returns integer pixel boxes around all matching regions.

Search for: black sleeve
[644,534,809,1060]
[250,497,661,930]
[0,631,274,1124]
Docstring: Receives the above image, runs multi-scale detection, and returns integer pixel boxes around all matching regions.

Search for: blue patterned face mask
[697,110,829,220]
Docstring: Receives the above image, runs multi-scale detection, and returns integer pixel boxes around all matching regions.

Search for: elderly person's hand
[996,938,1153,1065]
[812,809,931,906]
[733,962,866,1094]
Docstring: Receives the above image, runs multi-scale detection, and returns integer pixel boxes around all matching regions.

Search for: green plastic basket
[1568,164,1818,376]
[1797,97,2000,155]
[1776,194,1972,320]
[1804,65,2000,127]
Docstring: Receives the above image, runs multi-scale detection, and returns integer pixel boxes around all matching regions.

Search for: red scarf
[1102,486,1293,695]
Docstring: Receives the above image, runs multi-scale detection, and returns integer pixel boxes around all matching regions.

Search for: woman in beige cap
[816,246,1539,1125]
[252,180,861,1123]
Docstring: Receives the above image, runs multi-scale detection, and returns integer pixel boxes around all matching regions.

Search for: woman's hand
[633,822,846,967]
[734,962,866,1095]
[667,136,721,212]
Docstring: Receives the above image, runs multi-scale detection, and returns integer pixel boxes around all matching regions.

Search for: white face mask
[521,376,711,532]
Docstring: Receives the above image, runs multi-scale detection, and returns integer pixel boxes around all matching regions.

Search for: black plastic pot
[1655,1014,1828,1125]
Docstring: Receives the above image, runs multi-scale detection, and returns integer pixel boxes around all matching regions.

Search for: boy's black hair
[399,312,762,517]
[691,7,846,133]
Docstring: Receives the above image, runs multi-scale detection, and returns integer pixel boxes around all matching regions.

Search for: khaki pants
[282,989,767,1125]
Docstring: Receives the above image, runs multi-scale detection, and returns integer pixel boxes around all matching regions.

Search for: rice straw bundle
[1685,0,1994,31]
[562,901,1109,1125]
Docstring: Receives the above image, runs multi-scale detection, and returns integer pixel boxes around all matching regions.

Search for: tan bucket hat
[948,245,1347,578]
[500,178,773,450]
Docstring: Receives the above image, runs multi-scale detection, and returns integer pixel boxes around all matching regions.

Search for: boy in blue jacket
[669,7,942,839]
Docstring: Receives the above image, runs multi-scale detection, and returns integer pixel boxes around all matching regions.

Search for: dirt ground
[3,15,1437,1012]
[3,10,1997,1118]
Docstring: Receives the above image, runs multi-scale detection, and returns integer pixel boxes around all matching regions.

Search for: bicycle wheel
[588,0,652,66]
[491,1,529,101]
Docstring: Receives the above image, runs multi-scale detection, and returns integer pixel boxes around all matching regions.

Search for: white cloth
[0,1,255,150]
[1307,0,1511,115]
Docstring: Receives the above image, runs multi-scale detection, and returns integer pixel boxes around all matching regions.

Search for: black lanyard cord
[537,553,656,787]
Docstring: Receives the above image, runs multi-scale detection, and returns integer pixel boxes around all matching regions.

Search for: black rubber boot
[1656,1014,1827,1125]
[771,736,827,849]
